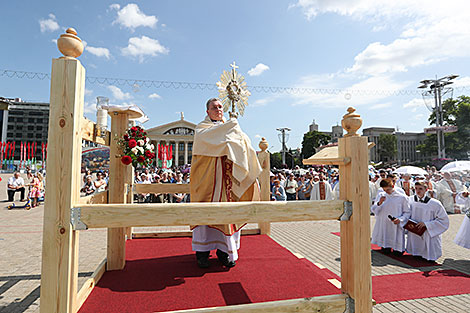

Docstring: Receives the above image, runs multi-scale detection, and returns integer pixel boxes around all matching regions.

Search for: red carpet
[331,232,440,267]
[79,235,341,313]
[372,269,470,303]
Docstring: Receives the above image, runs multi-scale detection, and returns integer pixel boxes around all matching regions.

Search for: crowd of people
[269,164,470,259]
[7,170,45,208]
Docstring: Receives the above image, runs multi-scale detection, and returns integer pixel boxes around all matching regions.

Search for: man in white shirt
[7,172,26,202]
[285,174,298,201]
[406,182,449,262]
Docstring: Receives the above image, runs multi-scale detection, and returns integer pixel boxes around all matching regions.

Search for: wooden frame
[40,36,372,313]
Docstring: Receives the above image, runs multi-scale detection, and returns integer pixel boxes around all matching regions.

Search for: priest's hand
[392,219,400,225]
[462,192,469,198]
[416,222,427,232]
[378,196,386,206]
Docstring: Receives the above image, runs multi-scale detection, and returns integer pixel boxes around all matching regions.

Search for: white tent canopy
[440,160,470,173]
[393,166,428,176]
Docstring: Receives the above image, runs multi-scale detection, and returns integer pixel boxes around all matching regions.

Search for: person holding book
[371,178,411,255]
[405,181,449,262]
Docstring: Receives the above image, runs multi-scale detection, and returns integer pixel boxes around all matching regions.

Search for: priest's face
[207,100,224,121]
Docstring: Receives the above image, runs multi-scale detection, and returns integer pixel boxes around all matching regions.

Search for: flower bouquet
[118,126,155,167]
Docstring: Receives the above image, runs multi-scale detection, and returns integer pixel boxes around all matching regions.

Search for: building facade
[363,127,427,164]
[146,114,195,166]
[308,119,343,143]
[0,97,49,161]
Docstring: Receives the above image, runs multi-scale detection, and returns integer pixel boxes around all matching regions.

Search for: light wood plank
[257,148,271,235]
[81,117,110,146]
[134,183,190,194]
[132,228,260,239]
[75,259,106,312]
[107,113,130,271]
[40,57,85,313]
[302,157,350,166]
[77,200,344,228]
[77,190,108,205]
[164,294,347,312]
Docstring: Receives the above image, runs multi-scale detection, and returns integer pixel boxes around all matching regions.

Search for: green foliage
[270,152,283,169]
[378,134,397,163]
[301,131,331,159]
[423,96,470,159]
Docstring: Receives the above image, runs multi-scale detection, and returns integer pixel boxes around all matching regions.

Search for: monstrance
[216,61,251,118]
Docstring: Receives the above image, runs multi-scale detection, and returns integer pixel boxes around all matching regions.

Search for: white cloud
[85,88,93,96]
[108,85,132,100]
[369,102,392,110]
[293,1,470,75]
[121,36,169,62]
[403,98,423,109]
[452,76,470,88]
[86,46,111,59]
[248,63,270,76]
[110,3,157,30]
[84,101,97,114]
[39,14,60,33]
[148,93,161,99]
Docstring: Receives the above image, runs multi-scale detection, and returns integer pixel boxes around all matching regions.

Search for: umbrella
[440,160,470,173]
[393,166,428,176]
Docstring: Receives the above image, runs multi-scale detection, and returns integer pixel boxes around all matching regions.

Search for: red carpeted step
[331,232,440,267]
[372,269,470,303]
[79,235,341,313]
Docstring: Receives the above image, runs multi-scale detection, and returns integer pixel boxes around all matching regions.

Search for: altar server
[406,182,449,261]
[454,191,470,249]
[371,178,411,255]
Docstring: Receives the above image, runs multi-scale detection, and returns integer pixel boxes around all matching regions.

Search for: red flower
[131,127,138,132]
[137,155,145,163]
[121,155,132,165]
[128,139,137,148]
[123,134,129,141]
[145,150,153,158]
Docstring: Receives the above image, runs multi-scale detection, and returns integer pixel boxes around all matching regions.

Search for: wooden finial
[259,137,268,151]
[341,107,362,137]
[57,28,84,59]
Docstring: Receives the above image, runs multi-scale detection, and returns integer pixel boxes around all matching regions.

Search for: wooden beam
[40,57,85,313]
[134,183,190,194]
[303,157,350,166]
[75,259,106,312]
[77,200,344,228]
[132,228,260,239]
[81,117,110,146]
[107,112,130,271]
[77,190,108,205]
[165,294,347,312]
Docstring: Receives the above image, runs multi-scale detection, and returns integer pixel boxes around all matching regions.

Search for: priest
[406,182,449,261]
[436,172,466,214]
[309,173,334,200]
[190,98,261,268]
[454,191,470,249]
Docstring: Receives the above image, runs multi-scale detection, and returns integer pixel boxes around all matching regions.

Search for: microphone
[388,215,396,221]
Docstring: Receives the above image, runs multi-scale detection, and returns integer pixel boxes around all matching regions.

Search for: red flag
[28,142,30,160]
[12,142,15,158]
[34,142,37,159]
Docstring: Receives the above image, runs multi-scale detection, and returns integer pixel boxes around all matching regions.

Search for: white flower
[137,146,144,153]
[150,144,155,150]
[137,139,145,146]
[131,147,138,154]
[146,137,150,143]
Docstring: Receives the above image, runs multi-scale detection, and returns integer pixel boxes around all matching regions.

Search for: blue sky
[2,0,470,152]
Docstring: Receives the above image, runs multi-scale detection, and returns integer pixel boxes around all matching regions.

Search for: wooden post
[107,112,130,270]
[40,28,85,313]
[339,107,372,312]
[257,137,271,235]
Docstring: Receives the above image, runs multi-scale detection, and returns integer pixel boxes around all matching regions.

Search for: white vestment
[397,179,414,197]
[406,196,449,261]
[333,183,340,200]
[310,181,333,200]
[454,192,470,249]
[369,181,377,206]
[371,190,411,251]
[436,179,465,213]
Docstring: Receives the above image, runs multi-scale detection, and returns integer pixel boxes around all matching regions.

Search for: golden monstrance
[216,61,251,118]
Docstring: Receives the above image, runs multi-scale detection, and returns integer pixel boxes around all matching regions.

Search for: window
[36,133,42,139]
[28,126,34,130]
[7,125,13,130]
[16,118,23,122]
[37,126,43,131]
[29,118,35,123]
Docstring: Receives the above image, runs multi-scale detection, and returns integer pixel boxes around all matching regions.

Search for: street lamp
[419,74,458,159]
[276,127,291,166]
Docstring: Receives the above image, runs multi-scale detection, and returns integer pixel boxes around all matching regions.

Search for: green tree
[419,96,470,159]
[270,152,283,169]
[301,131,331,159]
[378,134,397,163]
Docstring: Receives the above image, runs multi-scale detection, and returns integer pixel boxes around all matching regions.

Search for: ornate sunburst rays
[216,63,251,118]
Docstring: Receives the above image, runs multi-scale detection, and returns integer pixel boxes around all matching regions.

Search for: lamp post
[276,127,291,167]
[419,74,458,159]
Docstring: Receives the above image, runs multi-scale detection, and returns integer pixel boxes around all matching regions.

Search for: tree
[418,96,470,160]
[301,131,331,159]
[378,134,397,163]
